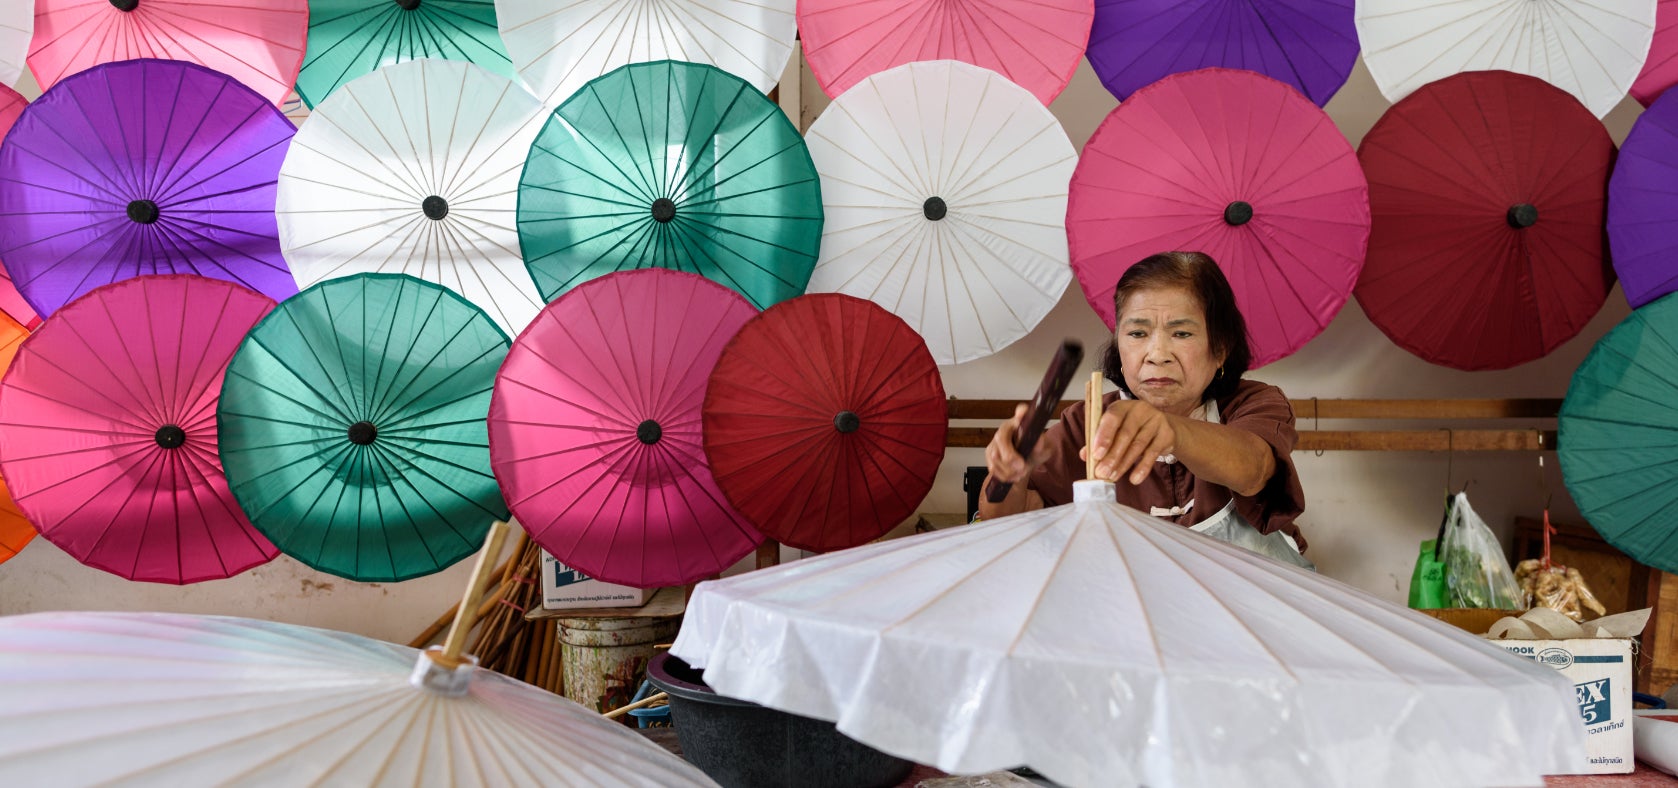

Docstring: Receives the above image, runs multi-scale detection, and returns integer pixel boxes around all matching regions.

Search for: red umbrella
[703,293,947,553]
[1355,71,1615,371]
[0,84,34,330]
[489,268,764,588]
[0,275,279,583]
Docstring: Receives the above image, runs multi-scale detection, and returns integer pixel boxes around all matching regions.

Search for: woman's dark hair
[1100,251,1251,402]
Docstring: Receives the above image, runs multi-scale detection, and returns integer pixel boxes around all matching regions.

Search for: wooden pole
[603,692,668,720]
[435,520,511,667]
[1086,372,1101,480]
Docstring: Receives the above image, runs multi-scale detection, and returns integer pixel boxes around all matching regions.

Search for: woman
[979,251,1309,565]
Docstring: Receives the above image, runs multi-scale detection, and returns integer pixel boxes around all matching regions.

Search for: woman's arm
[1089,401,1274,496]
[978,403,1049,519]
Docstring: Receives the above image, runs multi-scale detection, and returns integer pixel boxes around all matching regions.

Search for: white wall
[0,52,1647,639]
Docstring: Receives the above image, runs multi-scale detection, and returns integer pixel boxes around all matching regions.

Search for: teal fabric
[518,60,823,310]
[1559,292,1678,574]
[294,0,515,108]
[218,273,510,582]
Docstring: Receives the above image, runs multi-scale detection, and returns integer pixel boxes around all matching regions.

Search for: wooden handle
[603,692,669,720]
[439,519,512,665]
[1086,372,1101,480]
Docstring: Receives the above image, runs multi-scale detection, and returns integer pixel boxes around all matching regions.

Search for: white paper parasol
[1356,0,1657,118]
[802,60,1076,365]
[673,480,1586,788]
[0,3,29,87]
[494,0,798,107]
[0,520,717,787]
[277,58,548,335]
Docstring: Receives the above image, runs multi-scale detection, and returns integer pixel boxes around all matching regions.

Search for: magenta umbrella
[0,275,279,584]
[1067,68,1369,367]
[489,268,764,588]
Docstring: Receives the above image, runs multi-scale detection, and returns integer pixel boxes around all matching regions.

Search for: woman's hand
[1085,399,1176,485]
[986,403,1050,483]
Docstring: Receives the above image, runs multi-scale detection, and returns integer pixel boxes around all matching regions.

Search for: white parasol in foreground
[802,60,1077,365]
[0,522,717,787]
[673,377,1585,788]
[277,58,548,335]
[0,3,28,87]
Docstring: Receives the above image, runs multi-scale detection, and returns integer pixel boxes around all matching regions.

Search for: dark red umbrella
[703,293,947,553]
[1354,70,1614,371]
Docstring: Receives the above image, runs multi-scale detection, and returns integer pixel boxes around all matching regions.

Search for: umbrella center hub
[154,425,185,449]
[834,410,861,433]
[348,421,378,446]
[651,198,677,223]
[637,419,663,445]
[127,199,161,225]
[1507,203,1538,229]
[395,0,421,9]
[109,0,139,11]
[923,197,948,221]
[422,195,449,220]
[1223,200,1254,226]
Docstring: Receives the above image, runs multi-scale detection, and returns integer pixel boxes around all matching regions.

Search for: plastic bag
[1439,491,1521,609]
[1516,559,1607,622]
[1408,538,1449,609]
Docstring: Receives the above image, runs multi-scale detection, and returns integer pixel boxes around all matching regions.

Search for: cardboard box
[540,551,651,610]
[1494,638,1634,774]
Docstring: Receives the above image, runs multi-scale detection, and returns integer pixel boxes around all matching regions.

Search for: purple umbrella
[0,59,297,318]
[1086,0,1358,106]
[1610,87,1678,309]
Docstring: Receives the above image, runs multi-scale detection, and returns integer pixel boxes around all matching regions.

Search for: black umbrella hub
[637,419,663,445]
[127,199,161,225]
[110,0,140,11]
[1507,203,1538,229]
[1223,200,1254,226]
[422,195,449,221]
[154,425,185,449]
[923,197,948,221]
[651,198,677,223]
[348,421,378,446]
[395,0,421,8]
[834,410,861,433]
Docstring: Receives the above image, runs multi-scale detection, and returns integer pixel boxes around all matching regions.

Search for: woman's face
[1114,286,1224,416]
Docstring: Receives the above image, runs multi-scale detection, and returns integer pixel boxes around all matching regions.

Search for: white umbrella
[0,3,28,87]
[672,479,1586,788]
[802,60,1076,365]
[0,521,714,787]
[494,0,798,107]
[277,58,548,335]
[1356,0,1657,118]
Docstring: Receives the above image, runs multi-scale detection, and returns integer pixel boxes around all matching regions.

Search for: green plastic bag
[1408,539,1449,609]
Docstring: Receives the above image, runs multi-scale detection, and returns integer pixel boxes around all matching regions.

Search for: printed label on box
[1497,639,1633,774]
[540,551,650,610]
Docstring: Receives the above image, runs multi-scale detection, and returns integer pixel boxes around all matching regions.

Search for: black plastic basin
[646,651,914,788]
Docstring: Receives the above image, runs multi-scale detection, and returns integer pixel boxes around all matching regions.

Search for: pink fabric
[1633,0,1678,106]
[0,85,34,330]
[1067,68,1370,367]
[0,275,278,583]
[797,0,1093,104]
[489,269,764,588]
[28,0,308,106]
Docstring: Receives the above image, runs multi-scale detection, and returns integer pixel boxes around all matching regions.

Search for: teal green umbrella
[294,0,515,109]
[217,273,511,582]
[1559,292,1678,575]
[518,60,823,311]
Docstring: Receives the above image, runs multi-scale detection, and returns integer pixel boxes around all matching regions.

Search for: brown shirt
[1026,379,1307,551]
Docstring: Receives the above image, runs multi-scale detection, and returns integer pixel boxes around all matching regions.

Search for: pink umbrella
[488,268,764,588]
[27,0,308,106]
[0,275,279,584]
[0,84,33,330]
[1634,0,1678,106]
[797,0,1094,105]
[1067,68,1370,367]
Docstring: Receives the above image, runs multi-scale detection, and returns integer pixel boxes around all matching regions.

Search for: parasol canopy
[1355,70,1614,371]
[796,0,1093,105]
[0,58,299,319]
[1560,293,1678,575]
[1608,86,1678,309]
[27,0,308,106]
[0,311,29,566]
[804,60,1076,365]
[1068,68,1368,367]
[0,611,718,787]
[518,59,822,311]
[1356,0,1657,118]
[1632,0,1678,105]
[496,0,797,107]
[0,83,34,330]
[0,3,28,87]
[702,293,947,553]
[489,268,763,588]
[218,273,511,583]
[0,275,279,584]
[279,58,547,335]
[672,480,1587,788]
[1086,0,1358,106]
[294,0,517,108]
